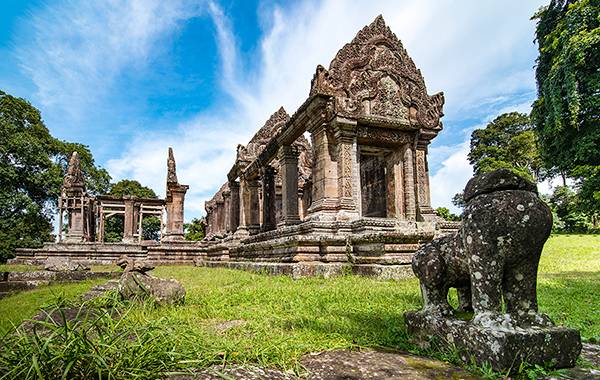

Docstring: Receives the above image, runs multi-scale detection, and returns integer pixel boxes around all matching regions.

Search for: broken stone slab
[404,311,581,372]
[117,256,186,305]
[44,257,90,272]
[300,349,479,380]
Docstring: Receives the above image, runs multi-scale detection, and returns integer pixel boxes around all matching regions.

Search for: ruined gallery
[11,16,458,278]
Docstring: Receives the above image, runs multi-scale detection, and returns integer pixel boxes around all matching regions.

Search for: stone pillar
[222,190,231,234]
[164,187,187,241]
[278,145,301,225]
[306,123,338,220]
[164,148,189,241]
[415,143,436,221]
[403,145,417,221]
[228,181,240,233]
[65,198,85,242]
[334,121,360,221]
[261,166,277,232]
[386,149,405,219]
[123,198,135,243]
[215,200,225,234]
[247,179,261,234]
[234,180,250,239]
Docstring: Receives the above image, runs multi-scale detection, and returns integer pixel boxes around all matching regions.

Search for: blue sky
[1,0,549,221]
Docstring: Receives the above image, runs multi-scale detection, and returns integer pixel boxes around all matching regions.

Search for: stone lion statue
[412,169,554,327]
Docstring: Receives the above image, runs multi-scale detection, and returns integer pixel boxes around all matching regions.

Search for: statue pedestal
[404,311,581,372]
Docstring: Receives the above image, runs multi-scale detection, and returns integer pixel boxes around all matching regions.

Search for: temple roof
[309,15,444,133]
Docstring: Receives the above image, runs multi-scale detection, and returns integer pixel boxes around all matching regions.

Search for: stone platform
[197,219,442,279]
[404,311,582,372]
[9,241,205,266]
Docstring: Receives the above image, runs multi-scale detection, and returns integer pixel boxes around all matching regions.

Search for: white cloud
[17,0,204,120]
[94,0,547,220]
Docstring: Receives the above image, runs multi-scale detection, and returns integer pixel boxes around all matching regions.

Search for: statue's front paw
[424,303,454,317]
[472,312,515,329]
[513,311,555,327]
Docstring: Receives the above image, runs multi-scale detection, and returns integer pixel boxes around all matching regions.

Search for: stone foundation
[404,311,582,372]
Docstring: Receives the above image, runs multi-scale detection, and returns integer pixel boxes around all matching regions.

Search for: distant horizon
[1,0,558,227]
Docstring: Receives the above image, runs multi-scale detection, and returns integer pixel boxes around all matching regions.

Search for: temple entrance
[359,151,387,217]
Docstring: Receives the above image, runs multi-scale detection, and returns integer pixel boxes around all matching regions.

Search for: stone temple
[12,16,458,277]
[198,15,457,278]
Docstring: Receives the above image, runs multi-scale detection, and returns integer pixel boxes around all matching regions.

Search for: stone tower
[163,148,189,241]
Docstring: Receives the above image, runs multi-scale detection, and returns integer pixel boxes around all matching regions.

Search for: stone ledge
[404,311,582,372]
[195,260,414,279]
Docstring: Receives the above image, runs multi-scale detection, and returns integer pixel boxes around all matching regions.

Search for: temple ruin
[11,16,458,276]
[197,16,457,278]
[11,149,195,265]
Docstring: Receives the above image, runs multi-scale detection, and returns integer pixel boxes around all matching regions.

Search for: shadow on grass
[538,272,600,341]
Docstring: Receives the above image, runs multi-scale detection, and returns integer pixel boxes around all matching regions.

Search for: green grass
[0,280,105,335]
[0,234,598,379]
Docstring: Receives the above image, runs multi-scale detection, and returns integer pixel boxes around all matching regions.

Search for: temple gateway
[12,16,458,277]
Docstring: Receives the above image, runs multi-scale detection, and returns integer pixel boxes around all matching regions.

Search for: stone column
[65,198,85,242]
[415,143,436,221]
[123,198,135,243]
[215,200,225,234]
[234,180,250,239]
[222,189,231,234]
[247,179,261,234]
[261,166,276,232]
[164,184,188,241]
[306,123,338,220]
[278,145,300,225]
[403,145,417,221]
[334,121,360,221]
[228,181,240,233]
[386,149,405,219]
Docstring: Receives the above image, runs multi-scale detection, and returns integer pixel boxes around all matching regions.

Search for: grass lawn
[0,234,598,378]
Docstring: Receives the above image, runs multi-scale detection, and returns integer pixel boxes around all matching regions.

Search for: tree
[184,218,206,241]
[532,0,599,171]
[468,112,543,182]
[104,179,160,242]
[435,207,461,222]
[548,185,593,232]
[109,179,157,199]
[0,90,110,262]
[532,0,600,217]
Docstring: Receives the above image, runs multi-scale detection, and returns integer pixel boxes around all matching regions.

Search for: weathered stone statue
[116,255,185,305]
[405,169,581,371]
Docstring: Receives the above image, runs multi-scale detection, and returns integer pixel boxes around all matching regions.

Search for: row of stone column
[214,145,300,238]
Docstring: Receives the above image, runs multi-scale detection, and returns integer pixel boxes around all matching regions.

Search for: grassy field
[0,234,598,378]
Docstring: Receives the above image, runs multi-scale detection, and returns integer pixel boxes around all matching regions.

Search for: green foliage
[142,216,161,241]
[532,0,600,218]
[468,112,542,181]
[0,90,110,262]
[109,179,157,199]
[547,185,597,232]
[184,217,206,241]
[532,0,600,171]
[435,207,461,221]
[451,192,466,210]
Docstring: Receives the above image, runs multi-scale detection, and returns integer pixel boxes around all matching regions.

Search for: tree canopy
[468,112,542,182]
[532,0,600,171]
[0,90,110,262]
[184,218,206,241]
[108,179,157,199]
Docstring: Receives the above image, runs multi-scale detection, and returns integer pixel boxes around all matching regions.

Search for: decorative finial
[167,147,178,185]
[63,151,85,190]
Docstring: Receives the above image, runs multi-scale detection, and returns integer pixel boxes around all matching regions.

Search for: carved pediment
[238,107,290,162]
[310,15,444,134]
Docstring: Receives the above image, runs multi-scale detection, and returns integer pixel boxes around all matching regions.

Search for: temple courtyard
[1,234,598,379]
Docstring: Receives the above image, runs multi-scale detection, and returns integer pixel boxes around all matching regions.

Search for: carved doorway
[359,151,387,217]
